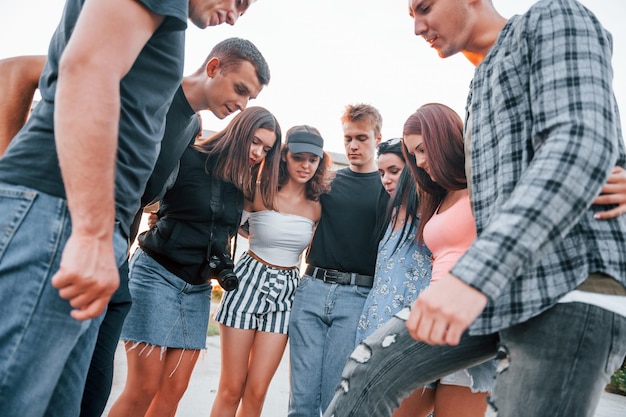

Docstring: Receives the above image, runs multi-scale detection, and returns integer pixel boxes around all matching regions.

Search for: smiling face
[378,153,405,196]
[408,0,472,59]
[205,59,263,119]
[284,151,321,184]
[188,0,253,29]
[404,133,435,181]
[249,127,276,166]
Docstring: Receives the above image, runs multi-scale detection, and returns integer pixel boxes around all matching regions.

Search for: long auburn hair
[195,106,281,209]
[402,103,466,243]
[278,125,333,201]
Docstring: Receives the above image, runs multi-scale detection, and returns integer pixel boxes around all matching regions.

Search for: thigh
[80,261,132,417]
[434,385,488,417]
[0,187,88,416]
[491,303,626,417]
[46,314,105,417]
[158,348,200,393]
[124,342,168,393]
[393,387,435,417]
[288,276,330,415]
[217,325,256,389]
[323,311,498,417]
[289,276,329,353]
[321,284,370,410]
[246,331,288,393]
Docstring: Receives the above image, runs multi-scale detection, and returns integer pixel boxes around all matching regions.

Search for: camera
[204,248,238,291]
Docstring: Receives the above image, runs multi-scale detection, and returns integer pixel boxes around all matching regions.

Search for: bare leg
[392,387,436,417]
[433,384,489,417]
[108,342,167,417]
[236,330,288,417]
[145,348,201,417]
[210,325,256,417]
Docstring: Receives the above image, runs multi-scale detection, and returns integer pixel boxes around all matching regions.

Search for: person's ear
[205,57,220,78]
[375,133,382,145]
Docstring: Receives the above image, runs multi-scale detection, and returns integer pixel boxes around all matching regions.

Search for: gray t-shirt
[0,0,188,237]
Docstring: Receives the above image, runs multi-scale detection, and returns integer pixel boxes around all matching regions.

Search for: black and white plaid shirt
[451,0,626,335]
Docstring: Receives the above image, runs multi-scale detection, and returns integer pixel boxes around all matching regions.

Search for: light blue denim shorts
[120,248,212,350]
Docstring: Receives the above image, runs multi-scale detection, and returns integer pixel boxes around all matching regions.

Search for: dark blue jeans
[79,261,132,417]
[323,303,626,417]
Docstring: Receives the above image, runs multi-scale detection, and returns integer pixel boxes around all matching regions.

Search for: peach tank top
[423,194,476,283]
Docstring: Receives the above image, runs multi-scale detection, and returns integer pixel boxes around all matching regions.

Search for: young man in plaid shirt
[324,1,626,416]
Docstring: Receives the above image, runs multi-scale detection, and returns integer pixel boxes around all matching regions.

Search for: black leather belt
[305,265,374,288]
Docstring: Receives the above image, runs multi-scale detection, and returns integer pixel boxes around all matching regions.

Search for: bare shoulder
[250,183,267,212]
[297,199,321,224]
[309,199,322,224]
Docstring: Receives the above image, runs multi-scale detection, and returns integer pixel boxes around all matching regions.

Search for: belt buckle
[322,268,340,282]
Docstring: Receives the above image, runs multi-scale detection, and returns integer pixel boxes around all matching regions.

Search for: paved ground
[103,335,626,417]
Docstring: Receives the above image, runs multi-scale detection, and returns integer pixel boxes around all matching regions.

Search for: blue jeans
[323,303,626,417]
[490,302,626,417]
[0,184,128,417]
[288,274,371,417]
[80,260,132,417]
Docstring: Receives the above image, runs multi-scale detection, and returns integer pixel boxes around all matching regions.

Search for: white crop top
[247,210,315,267]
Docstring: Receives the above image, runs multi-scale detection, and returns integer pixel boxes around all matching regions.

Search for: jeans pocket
[297,274,312,289]
[354,284,371,298]
[0,187,37,263]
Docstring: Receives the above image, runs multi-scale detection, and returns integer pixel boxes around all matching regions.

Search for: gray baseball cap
[286,131,324,158]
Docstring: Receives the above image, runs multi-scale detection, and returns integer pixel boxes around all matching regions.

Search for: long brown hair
[195,106,281,209]
[402,103,466,243]
[278,125,333,201]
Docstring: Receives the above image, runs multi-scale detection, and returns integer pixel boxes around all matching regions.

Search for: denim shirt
[453,0,626,335]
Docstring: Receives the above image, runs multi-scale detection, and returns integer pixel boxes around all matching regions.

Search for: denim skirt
[120,248,212,350]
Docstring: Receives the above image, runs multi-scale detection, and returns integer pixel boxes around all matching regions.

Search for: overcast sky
[1,0,624,153]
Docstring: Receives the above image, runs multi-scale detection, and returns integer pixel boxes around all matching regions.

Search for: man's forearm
[55,64,118,238]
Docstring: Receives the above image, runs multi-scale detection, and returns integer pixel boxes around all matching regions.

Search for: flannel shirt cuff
[450,242,517,301]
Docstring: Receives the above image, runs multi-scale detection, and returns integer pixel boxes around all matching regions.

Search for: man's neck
[349,161,377,174]
[462,13,508,67]
[181,75,205,112]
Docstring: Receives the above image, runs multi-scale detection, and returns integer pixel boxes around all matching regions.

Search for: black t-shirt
[139,150,243,284]
[127,85,199,242]
[0,0,188,238]
[306,168,388,276]
[140,86,199,207]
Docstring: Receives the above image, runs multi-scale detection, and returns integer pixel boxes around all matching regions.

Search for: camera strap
[205,171,240,262]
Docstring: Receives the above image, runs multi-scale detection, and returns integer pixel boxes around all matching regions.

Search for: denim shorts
[120,248,212,350]
[438,360,496,392]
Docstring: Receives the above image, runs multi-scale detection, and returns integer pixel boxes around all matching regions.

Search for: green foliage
[207,283,224,337]
[606,358,626,396]
[211,281,224,303]
[207,315,221,337]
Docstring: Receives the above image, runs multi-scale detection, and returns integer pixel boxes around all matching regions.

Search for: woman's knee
[218,379,247,403]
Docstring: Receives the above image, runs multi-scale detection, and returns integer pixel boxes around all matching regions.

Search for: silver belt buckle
[322,268,340,282]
